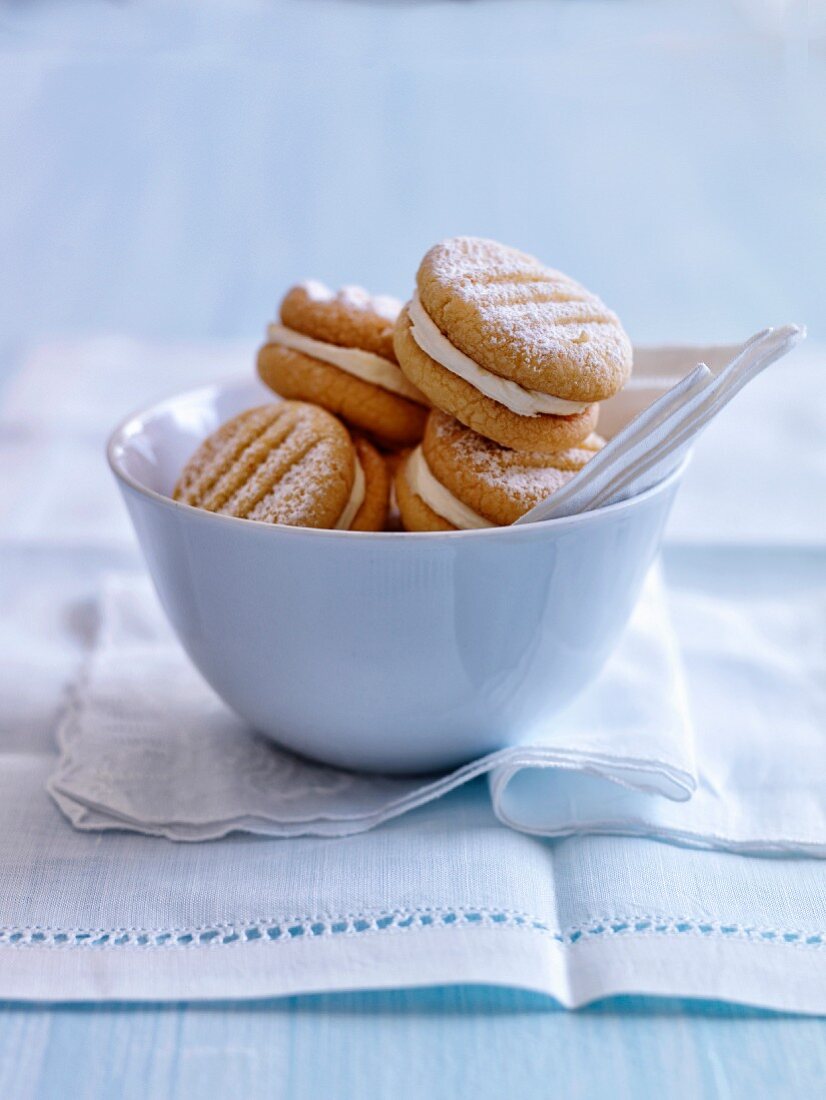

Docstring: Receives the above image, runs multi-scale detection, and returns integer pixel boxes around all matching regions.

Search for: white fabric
[521,325,804,522]
[48,564,826,855]
[2,338,826,1011]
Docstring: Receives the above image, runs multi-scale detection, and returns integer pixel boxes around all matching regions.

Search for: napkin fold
[49,564,826,854]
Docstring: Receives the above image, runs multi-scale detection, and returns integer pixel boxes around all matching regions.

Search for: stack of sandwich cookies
[395,409,604,532]
[258,281,429,448]
[174,401,389,531]
[177,238,626,532]
[394,237,631,454]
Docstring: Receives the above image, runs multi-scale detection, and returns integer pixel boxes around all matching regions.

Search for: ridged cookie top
[173,402,355,528]
[416,237,632,402]
[423,409,603,525]
[280,281,401,361]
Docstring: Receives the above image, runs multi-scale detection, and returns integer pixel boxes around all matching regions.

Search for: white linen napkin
[49,562,826,854]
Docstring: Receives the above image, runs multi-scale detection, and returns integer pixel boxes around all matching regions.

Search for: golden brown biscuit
[394,459,455,533]
[382,446,412,531]
[395,409,604,531]
[394,309,599,454]
[350,435,390,533]
[281,282,399,360]
[173,401,373,530]
[415,237,632,399]
[258,281,429,448]
[258,343,428,450]
[381,446,409,479]
[394,236,631,452]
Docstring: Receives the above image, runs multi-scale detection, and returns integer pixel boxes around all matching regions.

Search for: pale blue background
[1,0,825,1096]
[2,0,824,350]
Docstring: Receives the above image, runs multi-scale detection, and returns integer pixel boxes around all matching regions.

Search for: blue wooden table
[2,992,824,1100]
[1,1,824,1095]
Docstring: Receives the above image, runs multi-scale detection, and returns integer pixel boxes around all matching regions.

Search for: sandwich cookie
[349,433,391,532]
[258,281,429,448]
[381,447,411,532]
[174,401,388,531]
[395,409,604,532]
[394,236,632,453]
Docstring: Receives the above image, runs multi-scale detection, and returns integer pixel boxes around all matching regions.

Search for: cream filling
[406,446,495,530]
[335,455,366,531]
[408,292,589,418]
[266,323,427,405]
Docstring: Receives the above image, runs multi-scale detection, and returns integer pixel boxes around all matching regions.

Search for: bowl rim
[107,375,689,541]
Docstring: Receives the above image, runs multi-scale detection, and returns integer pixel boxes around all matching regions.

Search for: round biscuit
[394,456,456,533]
[394,306,597,453]
[173,401,356,529]
[350,435,390,532]
[382,447,409,479]
[257,343,428,449]
[422,409,603,526]
[382,447,410,531]
[416,236,632,402]
[280,282,400,360]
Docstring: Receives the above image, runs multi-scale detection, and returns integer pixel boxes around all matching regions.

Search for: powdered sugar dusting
[296,280,400,322]
[429,410,602,514]
[339,284,401,321]
[175,403,352,527]
[247,437,347,526]
[419,237,632,400]
[300,279,336,303]
[339,285,372,309]
[370,295,402,321]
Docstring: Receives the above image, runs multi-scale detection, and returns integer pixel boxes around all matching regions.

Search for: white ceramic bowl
[108,377,686,774]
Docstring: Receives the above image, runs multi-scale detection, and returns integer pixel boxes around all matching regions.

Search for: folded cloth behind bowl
[520,326,803,523]
[48,565,826,854]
